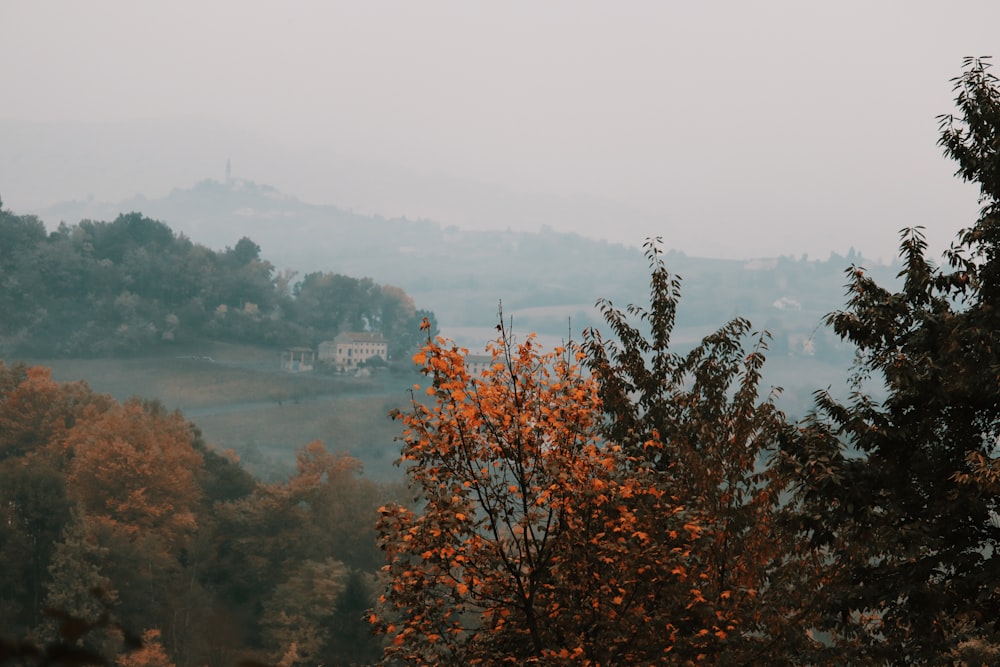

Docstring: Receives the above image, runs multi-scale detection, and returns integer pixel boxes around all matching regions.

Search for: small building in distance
[318,332,388,372]
[281,346,315,372]
[465,354,494,377]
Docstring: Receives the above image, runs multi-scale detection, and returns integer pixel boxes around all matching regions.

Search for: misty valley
[3,178,889,485]
[4,58,1000,666]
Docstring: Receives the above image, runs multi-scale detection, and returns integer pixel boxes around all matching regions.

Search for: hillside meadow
[26,340,414,482]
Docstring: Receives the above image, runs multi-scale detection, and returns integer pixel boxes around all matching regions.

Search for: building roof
[332,332,386,344]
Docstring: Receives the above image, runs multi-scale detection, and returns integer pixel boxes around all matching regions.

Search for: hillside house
[318,332,388,372]
[465,354,494,377]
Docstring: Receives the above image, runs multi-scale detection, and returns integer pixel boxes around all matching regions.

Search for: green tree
[260,557,349,666]
[38,516,124,658]
[293,272,369,333]
[205,442,390,662]
[583,240,821,663]
[325,569,382,666]
[784,57,1000,663]
[0,207,46,345]
[228,236,262,266]
[0,456,71,636]
[0,363,107,636]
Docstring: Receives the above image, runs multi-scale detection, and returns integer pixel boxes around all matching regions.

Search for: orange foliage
[0,363,112,460]
[65,400,202,543]
[373,323,712,665]
[116,629,175,667]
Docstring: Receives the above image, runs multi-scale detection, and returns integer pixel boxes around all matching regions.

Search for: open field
[16,336,853,482]
[20,341,417,482]
[191,392,408,482]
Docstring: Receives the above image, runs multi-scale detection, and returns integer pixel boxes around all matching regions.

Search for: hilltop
[37,178,898,353]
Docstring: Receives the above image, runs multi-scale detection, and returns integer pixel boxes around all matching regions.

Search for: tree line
[0,210,435,359]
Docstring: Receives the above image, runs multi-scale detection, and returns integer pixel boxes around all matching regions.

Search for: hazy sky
[2,1,998,260]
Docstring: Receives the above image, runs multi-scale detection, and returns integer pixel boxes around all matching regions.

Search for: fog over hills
[34,175,654,332]
[4,110,911,416]
[26,173,903,417]
[3,114,978,265]
[2,117,667,252]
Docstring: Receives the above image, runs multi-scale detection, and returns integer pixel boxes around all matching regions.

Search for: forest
[0,210,435,360]
[3,58,1000,666]
[0,364,392,665]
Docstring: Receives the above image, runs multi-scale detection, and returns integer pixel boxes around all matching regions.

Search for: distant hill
[38,177,895,331]
[36,178,901,415]
[1,117,668,249]
[0,204,432,361]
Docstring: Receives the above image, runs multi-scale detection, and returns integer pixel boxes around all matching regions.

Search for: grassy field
[18,337,850,483]
[190,392,408,482]
[22,341,417,482]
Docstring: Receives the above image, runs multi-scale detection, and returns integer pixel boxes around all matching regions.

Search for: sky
[2,1,998,261]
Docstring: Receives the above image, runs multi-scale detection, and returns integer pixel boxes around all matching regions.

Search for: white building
[318,332,388,372]
[465,354,495,377]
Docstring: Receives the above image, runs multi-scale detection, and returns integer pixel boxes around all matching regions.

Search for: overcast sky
[2,1,998,261]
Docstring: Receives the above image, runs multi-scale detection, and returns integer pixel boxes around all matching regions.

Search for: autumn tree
[0,363,110,637]
[583,239,821,663]
[284,441,386,571]
[0,369,236,666]
[29,399,207,662]
[261,443,387,665]
[117,630,176,667]
[374,318,725,665]
[0,365,109,461]
[784,57,1000,663]
[64,399,203,544]
[0,362,392,666]
[206,441,389,665]
[260,557,350,665]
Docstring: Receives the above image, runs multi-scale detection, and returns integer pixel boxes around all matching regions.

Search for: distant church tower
[225,159,232,183]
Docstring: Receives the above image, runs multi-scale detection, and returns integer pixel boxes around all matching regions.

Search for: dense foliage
[376,319,708,664]
[582,241,826,663]
[0,362,395,667]
[373,238,833,665]
[783,57,1000,664]
[5,59,1000,667]
[374,58,1000,666]
[0,210,435,358]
